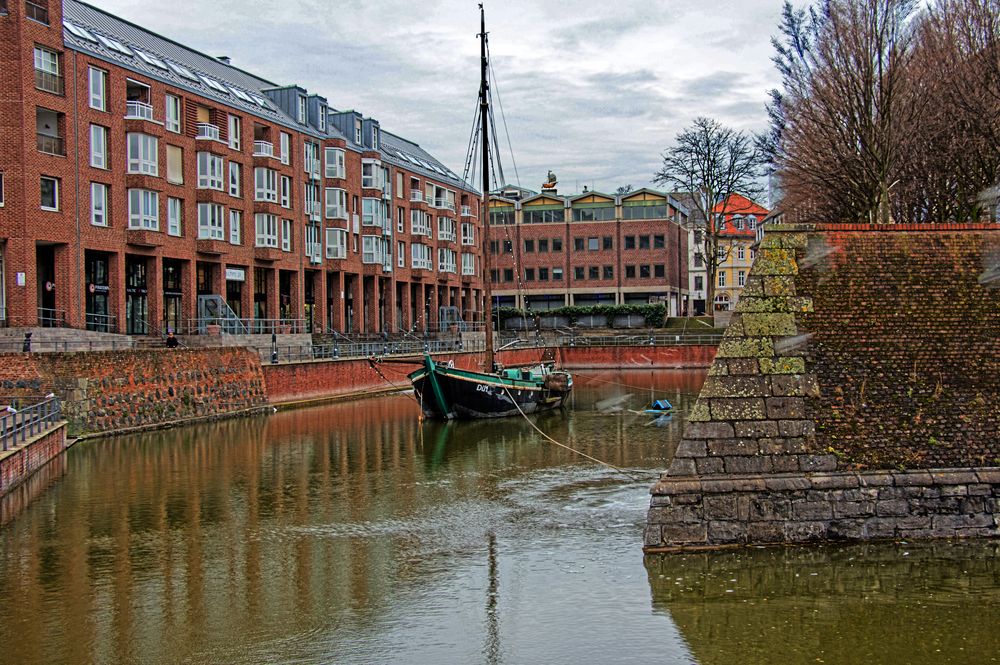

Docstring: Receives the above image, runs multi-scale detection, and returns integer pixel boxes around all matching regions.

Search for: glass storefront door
[125,257,148,335]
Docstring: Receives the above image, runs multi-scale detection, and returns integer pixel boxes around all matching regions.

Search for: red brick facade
[0,0,482,336]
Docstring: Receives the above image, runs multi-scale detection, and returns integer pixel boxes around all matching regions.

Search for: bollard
[23,331,32,353]
[334,345,340,358]
[270,332,278,364]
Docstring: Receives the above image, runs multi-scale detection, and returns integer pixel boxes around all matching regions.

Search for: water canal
[0,370,998,665]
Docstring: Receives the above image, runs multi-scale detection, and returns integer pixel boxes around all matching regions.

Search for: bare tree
[615,184,634,196]
[654,117,763,314]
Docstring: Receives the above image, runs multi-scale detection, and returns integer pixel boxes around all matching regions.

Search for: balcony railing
[36,133,65,156]
[34,69,63,95]
[410,190,423,202]
[253,140,274,157]
[125,100,154,120]
[25,0,48,24]
[461,205,473,217]
[305,201,320,219]
[196,123,221,141]
[434,198,456,211]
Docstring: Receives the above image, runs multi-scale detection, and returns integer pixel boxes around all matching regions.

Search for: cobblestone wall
[646,224,1000,551]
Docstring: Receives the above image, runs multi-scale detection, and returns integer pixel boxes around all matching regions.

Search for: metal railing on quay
[85,312,117,333]
[0,338,136,353]
[554,333,724,347]
[37,307,66,328]
[1,396,61,452]
[266,337,485,363]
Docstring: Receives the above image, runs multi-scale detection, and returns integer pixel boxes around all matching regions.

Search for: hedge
[494,303,667,328]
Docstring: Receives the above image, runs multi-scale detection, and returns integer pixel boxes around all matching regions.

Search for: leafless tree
[654,117,763,312]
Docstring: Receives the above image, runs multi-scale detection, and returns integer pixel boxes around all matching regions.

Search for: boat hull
[409,364,571,420]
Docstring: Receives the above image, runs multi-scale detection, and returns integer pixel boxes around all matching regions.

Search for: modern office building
[0,0,482,336]
[487,186,690,316]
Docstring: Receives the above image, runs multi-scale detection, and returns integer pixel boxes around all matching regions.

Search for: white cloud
[90,0,784,193]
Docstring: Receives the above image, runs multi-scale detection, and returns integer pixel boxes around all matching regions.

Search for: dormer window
[372,127,379,150]
[297,96,307,124]
[354,118,362,144]
[319,109,326,132]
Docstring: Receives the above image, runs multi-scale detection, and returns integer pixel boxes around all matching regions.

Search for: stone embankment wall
[646,223,1000,552]
[0,348,267,435]
[0,424,68,499]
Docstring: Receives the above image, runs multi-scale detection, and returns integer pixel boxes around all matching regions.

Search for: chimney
[217,56,231,64]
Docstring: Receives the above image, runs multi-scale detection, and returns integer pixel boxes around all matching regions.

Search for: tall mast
[479,3,495,371]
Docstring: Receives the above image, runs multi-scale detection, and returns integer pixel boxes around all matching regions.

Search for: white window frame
[324,147,345,179]
[738,270,746,287]
[461,252,475,275]
[325,187,347,219]
[437,216,456,242]
[361,197,386,227]
[255,167,277,202]
[411,243,432,270]
[281,219,292,252]
[255,213,278,248]
[90,182,108,226]
[362,235,384,265]
[410,209,430,237]
[438,247,456,273]
[89,124,108,169]
[361,160,382,189]
[737,246,745,261]
[40,176,59,211]
[167,197,182,236]
[279,132,290,165]
[197,202,225,240]
[196,152,224,190]
[0,172,5,207]
[325,228,347,259]
[88,67,106,111]
[397,241,405,268]
[228,161,241,197]
[280,175,291,208]
[126,133,158,176]
[718,272,727,288]
[461,222,475,246]
[34,47,59,75]
[128,188,159,230]
[228,115,241,151]
[229,209,241,245]
[165,94,181,133]
[297,96,307,124]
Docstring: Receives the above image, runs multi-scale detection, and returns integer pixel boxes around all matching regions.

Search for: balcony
[253,140,274,157]
[125,100,154,121]
[305,159,321,181]
[126,229,164,247]
[34,69,63,95]
[196,123,221,141]
[410,190,423,202]
[195,239,228,255]
[25,0,48,24]
[461,205,474,217]
[432,198,456,212]
[253,246,282,262]
[305,201,320,221]
[36,133,65,156]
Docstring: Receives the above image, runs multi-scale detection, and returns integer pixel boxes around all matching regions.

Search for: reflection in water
[0,369,996,664]
[646,541,1000,665]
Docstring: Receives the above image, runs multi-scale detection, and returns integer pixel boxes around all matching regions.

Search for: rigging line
[486,90,505,187]
[498,383,641,481]
[462,96,482,187]
[486,43,520,189]
[368,358,422,406]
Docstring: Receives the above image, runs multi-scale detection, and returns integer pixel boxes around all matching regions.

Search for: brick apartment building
[487,186,690,316]
[0,0,482,337]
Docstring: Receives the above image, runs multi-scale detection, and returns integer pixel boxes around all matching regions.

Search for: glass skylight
[167,61,199,81]
[96,34,133,56]
[135,50,168,70]
[63,22,97,42]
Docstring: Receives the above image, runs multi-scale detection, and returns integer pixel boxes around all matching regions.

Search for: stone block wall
[647,223,1000,551]
[0,348,268,435]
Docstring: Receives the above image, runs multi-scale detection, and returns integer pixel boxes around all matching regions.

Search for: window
[304,183,320,219]
[88,67,106,110]
[228,162,241,197]
[397,208,405,233]
[588,266,599,280]
[461,222,475,246]
[229,209,241,245]
[361,160,382,189]
[490,240,499,255]
[524,239,534,253]
[718,272,727,287]
[694,276,704,291]
[603,266,613,280]
[640,265,651,278]
[411,210,431,236]
[525,268,535,281]
[90,182,108,226]
[538,239,549,252]
[228,115,241,150]
[166,145,183,185]
[437,216,456,241]
[552,238,563,252]
[503,239,513,254]
[0,172,5,207]
[324,147,346,179]
[411,243,433,270]
[622,201,668,220]
[126,133,158,176]
[168,197,182,236]
[503,268,514,282]
[738,270,746,287]
[165,95,181,133]
[748,216,758,230]
[128,188,159,230]
[255,213,278,247]
[297,96,307,123]
[734,217,744,230]
[303,142,320,176]
[40,176,59,210]
[490,269,499,283]
[372,126,379,150]
[639,235,651,249]
[362,198,387,227]
[738,246,746,261]
[89,124,108,169]
[437,248,456,273]
[34,47,60,94]
[655,264,665,278]
[325,228,347,259]
[489,209,515,225]
[694,253,704,268]
[523,207,564,223]
[625,235,636,250]
[325,188,347,219]
[717,247,726,260]
[398,241,406,268]
[654,234,665,249]
[319,109,327,132]
[538,267,549,281]
[254,167,277,202]
[279,132,290,165]
[281,219,292,251]
[354,118,362,144]
[587,237,599,251]
[572,205,614,222]
[280,176,291,208]
[574,267,584,280]
[196,152,224,190]
[603,236,612,250]
[625,265,637,278]
[462,252,475,275]
[197,202,224,240]
[574,238,584,251]
[750,248,756,261]
[552,267,563,281]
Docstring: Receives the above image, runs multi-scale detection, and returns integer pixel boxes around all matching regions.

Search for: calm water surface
[0,369,998,665]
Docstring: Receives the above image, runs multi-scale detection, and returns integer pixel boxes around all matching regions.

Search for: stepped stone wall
[646,223,1000,552]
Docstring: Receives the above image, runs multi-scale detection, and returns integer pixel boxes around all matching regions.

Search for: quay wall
[557,345,716,369]
[0,424,68,502]
[646,224,1000,552]
[0,348,268,435]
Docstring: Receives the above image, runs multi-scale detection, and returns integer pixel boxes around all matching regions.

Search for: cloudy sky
[92,0,785,194]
